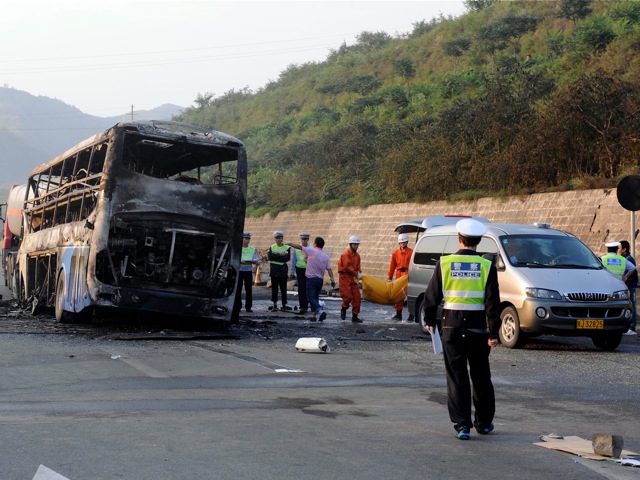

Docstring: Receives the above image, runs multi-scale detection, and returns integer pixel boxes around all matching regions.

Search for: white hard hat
[348,235,361,244]
[273,230,284,238]
[605,241,621,248]
[398,233,409,243]
[456,219,487,238]
[299,232,310,239]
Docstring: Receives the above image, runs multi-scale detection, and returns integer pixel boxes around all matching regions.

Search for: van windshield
[500,235,602,269]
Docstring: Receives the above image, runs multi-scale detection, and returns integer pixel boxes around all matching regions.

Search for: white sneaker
[623,329,636,335]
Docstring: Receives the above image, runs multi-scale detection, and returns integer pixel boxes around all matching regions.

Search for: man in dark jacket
[423,218,501,440]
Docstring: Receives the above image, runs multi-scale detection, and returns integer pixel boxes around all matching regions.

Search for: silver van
[397,216,632,350]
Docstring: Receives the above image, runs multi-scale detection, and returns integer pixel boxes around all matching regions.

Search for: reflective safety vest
[294,248,307,269]
[270,243,290,265]
[241,246,256,264]
[441,254,491,311]
[601,253,626,278]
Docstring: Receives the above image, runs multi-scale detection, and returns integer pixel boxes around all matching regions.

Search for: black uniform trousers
[239,270,253,311]
[295,267,308,311]
[441,326,495,431]
[271,274,288,306]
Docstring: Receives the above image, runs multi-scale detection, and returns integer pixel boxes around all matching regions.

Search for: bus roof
[28,121,244,178]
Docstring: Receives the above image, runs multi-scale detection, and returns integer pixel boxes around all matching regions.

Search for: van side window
[444,236,498,255]
[413,235,449,266]
[477,237,499,256]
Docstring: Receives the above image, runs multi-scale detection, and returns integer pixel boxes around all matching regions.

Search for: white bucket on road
[295,337,329,353]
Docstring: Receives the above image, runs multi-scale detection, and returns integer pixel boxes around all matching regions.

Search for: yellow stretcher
[361,274,409,305]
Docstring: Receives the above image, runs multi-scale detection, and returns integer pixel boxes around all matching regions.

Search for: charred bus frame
[5,121,247,324]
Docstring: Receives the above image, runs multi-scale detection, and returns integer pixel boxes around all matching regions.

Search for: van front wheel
[416,298,429,335]
[499,306,526,348]
[591,332,622,351]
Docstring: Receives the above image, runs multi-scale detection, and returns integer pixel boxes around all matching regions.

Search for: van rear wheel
[499,306,526,348]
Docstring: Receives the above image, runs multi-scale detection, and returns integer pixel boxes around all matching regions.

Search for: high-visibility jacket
[441,254,491,311]
[269,244,290,265]
[601,253,626,278]
[293,248,307,269]
[241,246,257,272]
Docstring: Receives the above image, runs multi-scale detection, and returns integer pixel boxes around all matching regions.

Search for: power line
[0,43,342,75]
[0,25,419,65]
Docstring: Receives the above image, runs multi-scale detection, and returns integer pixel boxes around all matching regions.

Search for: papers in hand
[428,325,443,354]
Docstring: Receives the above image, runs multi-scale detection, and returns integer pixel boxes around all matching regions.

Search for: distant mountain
[104,103,184,123]
[0,87,184,188]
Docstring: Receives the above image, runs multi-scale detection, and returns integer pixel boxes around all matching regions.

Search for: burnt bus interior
[94,128,243,305]
[20,142,107,307]
[121,125,240,185]
[26,142,107,234]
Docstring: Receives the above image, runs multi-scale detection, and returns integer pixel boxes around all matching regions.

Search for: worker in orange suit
[387,233,414,322]
[338,235,363,323]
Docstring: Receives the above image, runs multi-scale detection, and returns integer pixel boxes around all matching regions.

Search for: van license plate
[577,319,604,329]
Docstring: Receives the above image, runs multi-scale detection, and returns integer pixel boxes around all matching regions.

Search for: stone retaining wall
[244,189,637,280]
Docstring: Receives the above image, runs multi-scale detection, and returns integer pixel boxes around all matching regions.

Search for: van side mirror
[482,253,505,271]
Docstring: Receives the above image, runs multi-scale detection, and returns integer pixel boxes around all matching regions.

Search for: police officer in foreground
[423,218,501,440]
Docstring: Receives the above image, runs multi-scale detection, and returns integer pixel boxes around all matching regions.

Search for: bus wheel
[55,273,92,324]
[55,273,70,323]
[499,306,526,349]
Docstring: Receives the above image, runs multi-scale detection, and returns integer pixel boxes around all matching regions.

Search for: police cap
[243,232,251,239]
[273,230,284,238]
[299,232,310,239]
[456,219,487,239]
[605,241,621,248]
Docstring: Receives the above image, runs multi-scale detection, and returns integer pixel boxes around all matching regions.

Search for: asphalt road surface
[0,284,639,480]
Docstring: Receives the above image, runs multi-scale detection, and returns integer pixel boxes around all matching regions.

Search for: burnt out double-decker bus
[4,121,247,324]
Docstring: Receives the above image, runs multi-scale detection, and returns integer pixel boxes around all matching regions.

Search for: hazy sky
[0,0,466,118]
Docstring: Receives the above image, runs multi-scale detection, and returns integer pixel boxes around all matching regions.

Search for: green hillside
[177,0,640,215]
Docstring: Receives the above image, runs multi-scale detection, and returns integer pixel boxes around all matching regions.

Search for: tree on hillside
[409,18,440,38]
[564,70,639,178]
[501,14,541,55]
[392,57,416,80]
[193,92,214,110]
[558,0,593,25]
[354,31,393,53]
[442,38,471,71]
[506,70,640,188]
[573,15,616,54]
[610,1,640,24]
[344,75,383,96]
[464,0,495,12]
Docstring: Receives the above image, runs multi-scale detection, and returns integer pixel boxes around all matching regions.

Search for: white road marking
[100,349,169,378]
[33,465,71,480]
[188,341,306,373]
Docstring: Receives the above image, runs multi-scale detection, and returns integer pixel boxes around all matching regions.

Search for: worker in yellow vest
[268,230,292,311]
[423,219,501,441]
[291,232,310,314]
[239,232,259,313]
